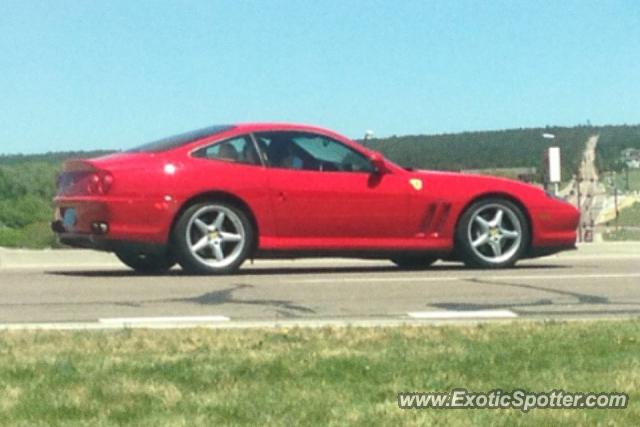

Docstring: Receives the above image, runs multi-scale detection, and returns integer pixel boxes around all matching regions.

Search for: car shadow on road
[0,283,316,318]
[46,263,569,278]
[431,276,640,317]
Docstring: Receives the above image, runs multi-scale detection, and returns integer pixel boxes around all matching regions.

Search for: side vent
[422,201,452,235]
[420,203,438,231]
[433,202,451,233]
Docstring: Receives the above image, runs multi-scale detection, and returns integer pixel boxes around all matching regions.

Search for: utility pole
[614,184,619,231]
[575,172,582,242]
[611,171,619,230]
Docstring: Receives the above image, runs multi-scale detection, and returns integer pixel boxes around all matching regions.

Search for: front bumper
[529,201,580,249]
[526,243,577,258]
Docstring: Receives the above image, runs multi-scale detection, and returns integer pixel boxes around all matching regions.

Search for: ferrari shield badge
[409,178,423,191]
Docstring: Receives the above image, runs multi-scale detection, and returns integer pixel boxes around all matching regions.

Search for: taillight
[86,171,113,195]
[102,173,114,192]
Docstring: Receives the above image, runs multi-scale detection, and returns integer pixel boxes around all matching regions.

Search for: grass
[601,200,640,239]
[1,320,639,426]
[601,169,640,194]
[616,202,640,227]
[624,169,640,192]
[603,227,640,241]
[0,221,60,248]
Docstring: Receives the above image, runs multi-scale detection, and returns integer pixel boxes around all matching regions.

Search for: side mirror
[369,152,388,174]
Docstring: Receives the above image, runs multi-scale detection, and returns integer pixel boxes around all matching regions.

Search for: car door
[189,134,275,236]
[254,131,411,241]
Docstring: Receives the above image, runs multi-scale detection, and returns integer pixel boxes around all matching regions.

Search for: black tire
[172,201,254,275]
[115,250,176,274]
[455,198,529,269]
[390,255,438,269]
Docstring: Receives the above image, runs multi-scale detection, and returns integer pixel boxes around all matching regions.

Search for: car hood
[412,169,546,199]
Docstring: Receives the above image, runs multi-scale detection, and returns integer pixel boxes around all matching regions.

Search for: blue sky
[0,0,638,154]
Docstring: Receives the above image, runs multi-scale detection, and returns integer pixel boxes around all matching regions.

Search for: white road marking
[289,277,461,284]
[490,273,640,281]
[541,254,640,260]
[288,272,640,284]
[0,322,213,331]
[0,317,519,331]
[98,315,230,325]
[408,310,518,319]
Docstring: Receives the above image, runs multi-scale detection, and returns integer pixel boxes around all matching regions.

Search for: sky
[0,0,638,154]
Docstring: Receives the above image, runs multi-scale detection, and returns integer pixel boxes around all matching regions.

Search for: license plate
[63,208,77,228]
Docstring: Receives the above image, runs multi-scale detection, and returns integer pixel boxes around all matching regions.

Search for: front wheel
[172,201,254,274]
[456,198,529,268]
[115,250,176,274]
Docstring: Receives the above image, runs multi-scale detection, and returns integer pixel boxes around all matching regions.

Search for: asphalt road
[0,244,639,325]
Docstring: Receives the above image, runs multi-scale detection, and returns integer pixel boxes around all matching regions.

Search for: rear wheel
[115,250,176,274]
[172,201,253,274]
[390,255,438,269]
[456,198,529,268]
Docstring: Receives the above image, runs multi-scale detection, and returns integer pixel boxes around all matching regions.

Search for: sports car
[52,123,580,274]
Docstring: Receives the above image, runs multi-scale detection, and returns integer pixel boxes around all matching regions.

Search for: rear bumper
[53,196,176,245]
[52,225,168,256]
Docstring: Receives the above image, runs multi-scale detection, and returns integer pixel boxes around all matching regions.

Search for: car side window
[253,131,374,173]
[192,136,260,165]
[292,134,374,172]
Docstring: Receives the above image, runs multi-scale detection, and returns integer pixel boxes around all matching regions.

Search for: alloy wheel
[466,203,522,265]
[186,205,246,268]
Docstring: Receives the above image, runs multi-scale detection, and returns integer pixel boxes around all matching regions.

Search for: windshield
[126,125,235,153]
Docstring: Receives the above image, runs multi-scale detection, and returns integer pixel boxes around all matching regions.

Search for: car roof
[232,122,346,138]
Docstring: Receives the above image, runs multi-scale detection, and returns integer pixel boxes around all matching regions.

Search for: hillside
[594,125,640,172]
[363,125,640,181]
[1,125,639,248]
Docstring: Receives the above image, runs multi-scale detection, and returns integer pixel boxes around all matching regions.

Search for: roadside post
[542,134,559,194]
[547,146,561,195]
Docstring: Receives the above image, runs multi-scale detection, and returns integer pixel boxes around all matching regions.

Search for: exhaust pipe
[91,222,109,235]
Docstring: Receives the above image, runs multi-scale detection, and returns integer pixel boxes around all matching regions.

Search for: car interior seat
[242,143,259,164]
[218,143,239,161]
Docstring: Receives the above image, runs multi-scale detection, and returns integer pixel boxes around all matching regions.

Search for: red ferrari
[52,123,579,274]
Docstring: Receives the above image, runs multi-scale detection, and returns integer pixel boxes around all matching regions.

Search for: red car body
[52,123,579,271]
